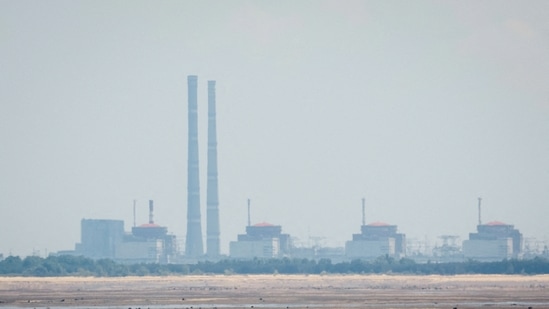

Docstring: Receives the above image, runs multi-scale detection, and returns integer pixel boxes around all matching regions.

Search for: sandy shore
[1,274,548,308]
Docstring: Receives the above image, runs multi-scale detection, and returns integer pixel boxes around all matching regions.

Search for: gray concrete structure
[77,219,124,259]
[463,221,523,261]
[230,222,291,259]
[206,80,221,258]
[185,75,204,257]
[346,222,406,259]
[64,202,178,263]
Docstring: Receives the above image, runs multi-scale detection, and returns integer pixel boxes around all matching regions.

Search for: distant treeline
[1,255,549,277]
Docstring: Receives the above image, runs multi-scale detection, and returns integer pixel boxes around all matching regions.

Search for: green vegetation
[1,255,548,277]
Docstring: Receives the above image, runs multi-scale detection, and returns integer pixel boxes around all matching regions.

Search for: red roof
[367,221,391,226]
[485,221,508,226]
[138,223,162,228]
[253,222,275,227]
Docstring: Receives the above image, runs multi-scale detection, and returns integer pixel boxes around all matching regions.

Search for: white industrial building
[115,239,164,263]
[230,237,280,259]
[463,221,522,261]
[229,222,290,259]
[59,201,178,263]
[345,222,406,260]
[346,238,396,259]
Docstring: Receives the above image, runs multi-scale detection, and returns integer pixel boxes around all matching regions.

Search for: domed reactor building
[346,222,406,260]
[116,200,178,263]
[463,221,523,261]
[345,199,406,260]
[229,200,291,259]
[462,199,523,261]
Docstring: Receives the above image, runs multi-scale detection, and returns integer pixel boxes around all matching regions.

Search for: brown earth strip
[0,274,548,309]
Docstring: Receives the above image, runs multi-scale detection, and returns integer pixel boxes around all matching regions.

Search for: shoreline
[1,274,548,308]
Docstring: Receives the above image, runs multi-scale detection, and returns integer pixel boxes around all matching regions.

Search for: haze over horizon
[1,1,548,257]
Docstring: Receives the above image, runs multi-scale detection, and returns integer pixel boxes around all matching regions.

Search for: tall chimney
[185,75,204,257]
[149,200,154,224]
[206,80,220,257]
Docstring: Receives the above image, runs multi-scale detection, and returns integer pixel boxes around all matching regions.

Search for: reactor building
[62,200,178,263]
[462,198,523,261]
[117,200,178,263]
[462,221,523,261]
[230,222,291,259]
[345,199,406,259]
[229,200,291,259]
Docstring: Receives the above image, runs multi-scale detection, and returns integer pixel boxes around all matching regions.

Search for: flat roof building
[346,222,406,260]
[463,221,523,261]
[230,222,291,259]
[76,219,124,259]
[64,201,178,263]
[116,200,178,263]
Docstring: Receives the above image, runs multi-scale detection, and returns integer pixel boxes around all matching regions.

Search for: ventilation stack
[477,197,482,226]
[149,200,154,224]
[185,75,204,257]
[361,198,366,226]
[133,199,136,227]
[206,80,220,257]
[247,198,251,227]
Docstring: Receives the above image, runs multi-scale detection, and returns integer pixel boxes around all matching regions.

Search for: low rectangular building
[229,222,290,259]
[463,221,522,261]
[115,239,164,263]
[77,219,124,259]
[345,221,406,260]
[463,238,513,261]
[230,238,279,259]
[346,238,396,259]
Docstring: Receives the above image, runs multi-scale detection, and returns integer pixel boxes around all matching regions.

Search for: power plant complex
[53,75,546,263]
[60,200,178,263]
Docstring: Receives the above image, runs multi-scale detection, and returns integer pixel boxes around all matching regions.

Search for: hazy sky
[1,1,548,257]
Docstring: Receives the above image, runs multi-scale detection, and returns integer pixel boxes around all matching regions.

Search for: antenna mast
[477,197,482,225]
[149,200,154,224]
[361,197,366,226]
[247,198,251,227]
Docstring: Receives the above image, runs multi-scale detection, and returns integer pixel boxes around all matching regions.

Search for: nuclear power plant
[345,198,406,259]
[51,75,545,263]
[58,200,178,263]
[229,199,291,259]
[462,198,523,261]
